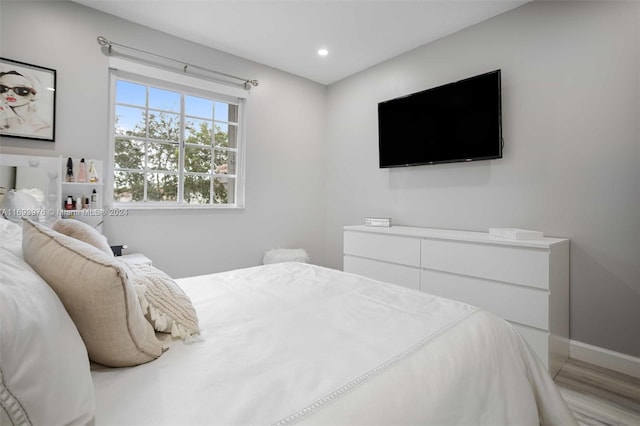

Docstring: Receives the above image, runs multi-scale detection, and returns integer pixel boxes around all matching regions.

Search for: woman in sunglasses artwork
[0,69,52,139]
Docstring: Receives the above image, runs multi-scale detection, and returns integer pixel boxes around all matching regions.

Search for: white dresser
[343,225,570,376]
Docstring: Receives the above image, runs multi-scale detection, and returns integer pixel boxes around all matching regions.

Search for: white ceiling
[74,0,530,85]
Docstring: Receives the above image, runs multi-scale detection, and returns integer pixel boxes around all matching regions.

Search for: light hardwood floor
[554,358,640,426]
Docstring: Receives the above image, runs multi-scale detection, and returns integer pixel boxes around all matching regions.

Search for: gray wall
[325,1,640,357]
[0,1,328,276]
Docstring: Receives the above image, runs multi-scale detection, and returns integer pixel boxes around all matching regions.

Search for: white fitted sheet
[91,262,576,425]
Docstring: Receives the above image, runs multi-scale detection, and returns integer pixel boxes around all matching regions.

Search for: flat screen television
[378,69,502,168]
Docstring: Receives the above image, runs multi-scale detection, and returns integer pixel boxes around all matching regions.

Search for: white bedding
[91,262,576,425]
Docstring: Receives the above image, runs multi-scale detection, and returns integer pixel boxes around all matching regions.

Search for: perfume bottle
[77,158,87,183]
[88,160,99,183]
[65,158,74,182]
[90,189,98,209]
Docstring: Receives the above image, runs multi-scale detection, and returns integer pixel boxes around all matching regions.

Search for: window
[108,62,246,208]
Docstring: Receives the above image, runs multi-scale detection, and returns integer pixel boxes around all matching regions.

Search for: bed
[0,217,577,426]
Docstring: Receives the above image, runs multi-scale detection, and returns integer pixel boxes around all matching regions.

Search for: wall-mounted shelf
[60,157,104,230]
[62,182,104,187]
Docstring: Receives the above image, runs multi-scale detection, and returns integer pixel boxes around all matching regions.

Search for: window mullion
[143,86,150,202]
[214,147,216,204]
[178,93,186,204]
[210,100,215,204]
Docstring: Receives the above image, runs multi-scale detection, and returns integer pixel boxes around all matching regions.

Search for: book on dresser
[343,224,570,377]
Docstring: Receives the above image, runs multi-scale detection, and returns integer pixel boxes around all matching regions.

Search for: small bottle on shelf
[65,158,74,182]
[88,160,99,183]
[77,158,87,183]
[65,196,74,210]
[90,189,98,209]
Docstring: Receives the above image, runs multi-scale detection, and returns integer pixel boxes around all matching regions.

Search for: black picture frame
[0,58,56,142]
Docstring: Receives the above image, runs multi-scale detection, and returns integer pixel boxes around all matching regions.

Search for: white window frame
[107,57,248,209]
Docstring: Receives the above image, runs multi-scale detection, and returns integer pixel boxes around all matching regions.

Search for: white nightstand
[120,253,152,266]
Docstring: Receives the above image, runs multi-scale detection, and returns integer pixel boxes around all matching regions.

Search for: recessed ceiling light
[317,48,329,56]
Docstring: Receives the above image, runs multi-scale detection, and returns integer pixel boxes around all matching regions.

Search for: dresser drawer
[420,269,549,330]
[421,239,550,289]
[344,231,420,267]
[344,255,420,290]
[511,324,550,370]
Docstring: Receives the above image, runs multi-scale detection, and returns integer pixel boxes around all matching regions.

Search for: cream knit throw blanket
[128,263,200,343]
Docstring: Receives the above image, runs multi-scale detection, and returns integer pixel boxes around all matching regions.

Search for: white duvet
[91,262,576,425]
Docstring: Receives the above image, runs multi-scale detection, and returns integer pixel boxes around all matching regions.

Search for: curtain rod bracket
[96,35,258,90]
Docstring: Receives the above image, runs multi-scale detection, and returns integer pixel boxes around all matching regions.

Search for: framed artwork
[0,58,56,142]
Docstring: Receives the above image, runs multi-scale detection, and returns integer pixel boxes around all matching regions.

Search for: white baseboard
[569,340,640,379]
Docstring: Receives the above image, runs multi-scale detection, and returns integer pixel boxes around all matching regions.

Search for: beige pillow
[22,219,165,367]
[52,218,113,256]
[128,263,200,343]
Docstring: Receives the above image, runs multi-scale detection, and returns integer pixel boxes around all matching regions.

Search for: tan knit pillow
[128,263,200,343]
[21,219,165,367]
[52,218,113,255]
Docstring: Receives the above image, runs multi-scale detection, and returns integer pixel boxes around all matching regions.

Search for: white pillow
[0,222,95,425]
[0,189,43,223]
[0,218,22,257]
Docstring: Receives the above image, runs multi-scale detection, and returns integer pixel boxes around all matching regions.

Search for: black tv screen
[378,70,502,168]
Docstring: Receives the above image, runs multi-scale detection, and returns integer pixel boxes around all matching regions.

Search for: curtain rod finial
[97,36,110,47]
